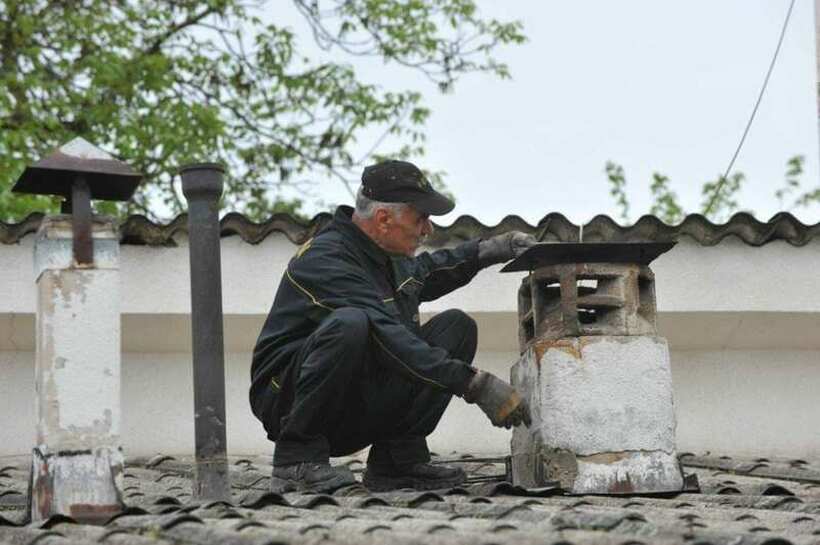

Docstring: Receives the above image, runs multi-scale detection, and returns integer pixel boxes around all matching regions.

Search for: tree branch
[145,5,220,54]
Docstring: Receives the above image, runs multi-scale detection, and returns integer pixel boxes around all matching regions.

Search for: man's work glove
[463,371,532,429]
[477,231,537,268]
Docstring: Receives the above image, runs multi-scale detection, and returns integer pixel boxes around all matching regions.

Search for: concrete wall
[2,233,819,458]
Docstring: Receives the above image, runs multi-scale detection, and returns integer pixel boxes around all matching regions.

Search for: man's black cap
[361,160,454,216]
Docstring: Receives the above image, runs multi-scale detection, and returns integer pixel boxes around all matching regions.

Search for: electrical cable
[703,0,797,216]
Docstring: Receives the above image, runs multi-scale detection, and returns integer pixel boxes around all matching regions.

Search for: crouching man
[250,160,534,493]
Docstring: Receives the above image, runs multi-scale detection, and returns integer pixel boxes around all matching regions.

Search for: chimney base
[510,335,685,494]
[30,446,124,524]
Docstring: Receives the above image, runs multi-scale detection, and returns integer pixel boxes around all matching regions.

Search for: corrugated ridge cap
[2,210,819,247]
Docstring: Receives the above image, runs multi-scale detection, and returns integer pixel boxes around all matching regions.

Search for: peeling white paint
[36,269,120,448]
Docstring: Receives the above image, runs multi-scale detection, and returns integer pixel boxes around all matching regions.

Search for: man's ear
[374,208,391,233]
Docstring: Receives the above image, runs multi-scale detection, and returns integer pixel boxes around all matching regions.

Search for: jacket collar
[334,206,391,267]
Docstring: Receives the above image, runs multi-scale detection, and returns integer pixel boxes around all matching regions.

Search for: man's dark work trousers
[273,307,477,467]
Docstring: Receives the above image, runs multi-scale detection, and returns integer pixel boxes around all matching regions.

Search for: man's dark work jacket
[250,205,480,441]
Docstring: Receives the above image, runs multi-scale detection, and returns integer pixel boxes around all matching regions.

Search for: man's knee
[431,309,477,365]
[438,308,477,338]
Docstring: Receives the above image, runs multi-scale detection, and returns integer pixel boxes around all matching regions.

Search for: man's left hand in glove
[462,371,531,429]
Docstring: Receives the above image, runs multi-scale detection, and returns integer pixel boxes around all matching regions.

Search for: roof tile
[2,453,820,544]
[3,211,819,247]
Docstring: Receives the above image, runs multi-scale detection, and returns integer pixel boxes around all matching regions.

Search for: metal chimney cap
[12,137,142,201]
[500,241,676,272]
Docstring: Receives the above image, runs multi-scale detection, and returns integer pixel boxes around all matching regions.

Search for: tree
[605,155,815,224]
[0,0,524,221]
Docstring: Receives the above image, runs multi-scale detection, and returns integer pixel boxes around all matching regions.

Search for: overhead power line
[703,0,797,216]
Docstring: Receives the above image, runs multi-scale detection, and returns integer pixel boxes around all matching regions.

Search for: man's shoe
[362,462,466,491]
[270,461,356,493]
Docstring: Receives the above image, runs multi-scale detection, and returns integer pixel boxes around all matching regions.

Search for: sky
[272,0,820,226]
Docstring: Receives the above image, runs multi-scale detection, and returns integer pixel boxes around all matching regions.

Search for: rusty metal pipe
[71,176,93,265]
[180,163,231,501]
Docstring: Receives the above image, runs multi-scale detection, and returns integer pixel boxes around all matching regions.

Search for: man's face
[377,205,433,257]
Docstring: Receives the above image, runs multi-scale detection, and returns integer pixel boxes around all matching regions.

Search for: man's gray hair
[355,187,408,219]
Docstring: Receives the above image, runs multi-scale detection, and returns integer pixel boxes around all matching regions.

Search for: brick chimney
[506,242,685,494]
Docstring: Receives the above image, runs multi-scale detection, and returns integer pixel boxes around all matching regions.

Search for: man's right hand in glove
[463,371,531,429]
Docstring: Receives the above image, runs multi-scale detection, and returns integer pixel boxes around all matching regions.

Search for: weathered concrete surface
[30,217,123,522]
[517,336,676,454]
[511,335,683,493]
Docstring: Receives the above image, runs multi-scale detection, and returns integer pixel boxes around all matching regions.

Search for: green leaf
[0,0,526,221]
[604,161,630,223]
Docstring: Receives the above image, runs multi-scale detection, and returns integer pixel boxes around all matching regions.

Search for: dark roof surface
[2,211,819,247]
[2,453,819,544]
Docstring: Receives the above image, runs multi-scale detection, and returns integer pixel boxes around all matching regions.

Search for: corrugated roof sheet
[2,211,819,247]
[1,453,819,544]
